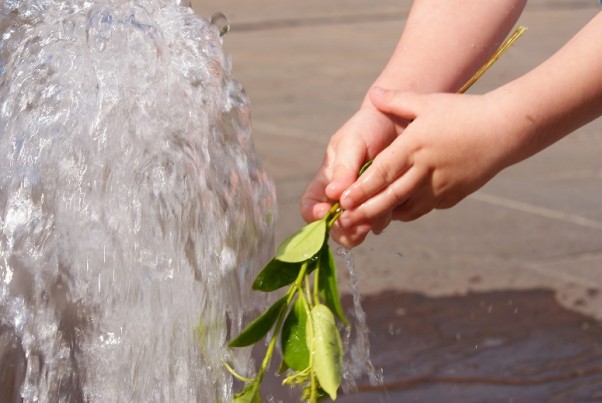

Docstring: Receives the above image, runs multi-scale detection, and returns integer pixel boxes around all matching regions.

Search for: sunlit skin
[301,1,602,248]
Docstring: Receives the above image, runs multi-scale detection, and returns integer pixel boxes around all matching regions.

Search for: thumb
[369,87,424,120]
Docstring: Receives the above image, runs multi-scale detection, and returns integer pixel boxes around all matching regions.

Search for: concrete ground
[191,0,602,318]
[189,0,602,400]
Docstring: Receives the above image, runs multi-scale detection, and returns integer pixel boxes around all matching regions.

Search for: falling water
[0,1,276,402]
[338,248,383,393]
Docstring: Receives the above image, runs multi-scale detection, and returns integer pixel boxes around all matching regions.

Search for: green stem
[304,275,313,309]
[256,304,287,384]
[223,361,256,384]
[256,260,311,385]
[291,260,309,304]
[326,202,342,230]
[324,161,368,230]
[313,265,320,307]
[298,283,318,403]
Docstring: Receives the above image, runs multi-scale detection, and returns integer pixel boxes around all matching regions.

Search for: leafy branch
[224,26,526,403]
[226,200,347,402]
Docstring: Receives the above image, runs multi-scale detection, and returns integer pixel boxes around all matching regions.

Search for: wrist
[483,85,539,170]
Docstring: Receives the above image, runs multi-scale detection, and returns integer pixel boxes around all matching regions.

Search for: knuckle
[386,183,409,206]
[333,160,353,176]
[371,160,395,184]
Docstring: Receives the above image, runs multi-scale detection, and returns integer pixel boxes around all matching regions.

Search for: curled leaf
[281,297,309,371]
[252,258,302,292]
[228,296,287,348]
[275,219,327,263]
[310,304,343,401]
[277,359,289,376]
[318,245,348,326]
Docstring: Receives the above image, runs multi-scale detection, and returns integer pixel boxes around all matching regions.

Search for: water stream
[338,248,383,393]
[0,1,276,401]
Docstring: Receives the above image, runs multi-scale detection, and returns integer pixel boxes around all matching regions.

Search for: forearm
[366,0,526,104]
[491,11,602,168]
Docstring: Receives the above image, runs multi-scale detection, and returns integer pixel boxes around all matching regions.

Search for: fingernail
[341,190,353,207]
[326,182,342,199]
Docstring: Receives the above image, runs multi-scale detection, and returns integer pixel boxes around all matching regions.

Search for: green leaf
[276,359,289,376]
[252,258,302,292]
[281,297,309,371]
[310,304,343,401]
[275,219,327,263]
[318,245,349,326]
[233,384,261,403]
[228,296,287,348]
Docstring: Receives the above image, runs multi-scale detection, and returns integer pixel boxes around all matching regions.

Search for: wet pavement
[191,1,602,401]
[255,288,602,402]
[337,289,602,402]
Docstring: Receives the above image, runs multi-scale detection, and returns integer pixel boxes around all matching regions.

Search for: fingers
[369,86,423,118]
[300,190,332,224]
[326,106,400,201]
[325,131,367,202]
[300,150,336,222]
[301,95,414,246]
[339,130,417,212]
[338,89,425,211]
[300,132,368,223]
[302,105,398,221]
[330,89,428,243]
[339,165,426,228]
[371,211,392,235]
[391,183,435,222]
[329,222,372,249]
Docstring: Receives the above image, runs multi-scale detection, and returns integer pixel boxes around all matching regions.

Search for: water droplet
[210,12,230,37]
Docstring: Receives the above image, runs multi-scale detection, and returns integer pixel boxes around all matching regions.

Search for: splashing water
[0,1,276,401]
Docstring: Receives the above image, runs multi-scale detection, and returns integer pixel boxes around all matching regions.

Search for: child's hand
[335,87,512,244]
[300,102,407,247]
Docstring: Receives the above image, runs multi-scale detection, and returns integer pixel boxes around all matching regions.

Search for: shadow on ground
[262,288,602,402]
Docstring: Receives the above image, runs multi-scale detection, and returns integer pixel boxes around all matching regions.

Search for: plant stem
[223,362,256,384]
[306,302,319,402]
[295,280,318,402]
[304,275,313,309]
[326,203,342,230]
[458,26,526,94]
[255,260,312,386]
[256,304,287,385]
[292,261,309,304]
[313,266,320,307]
